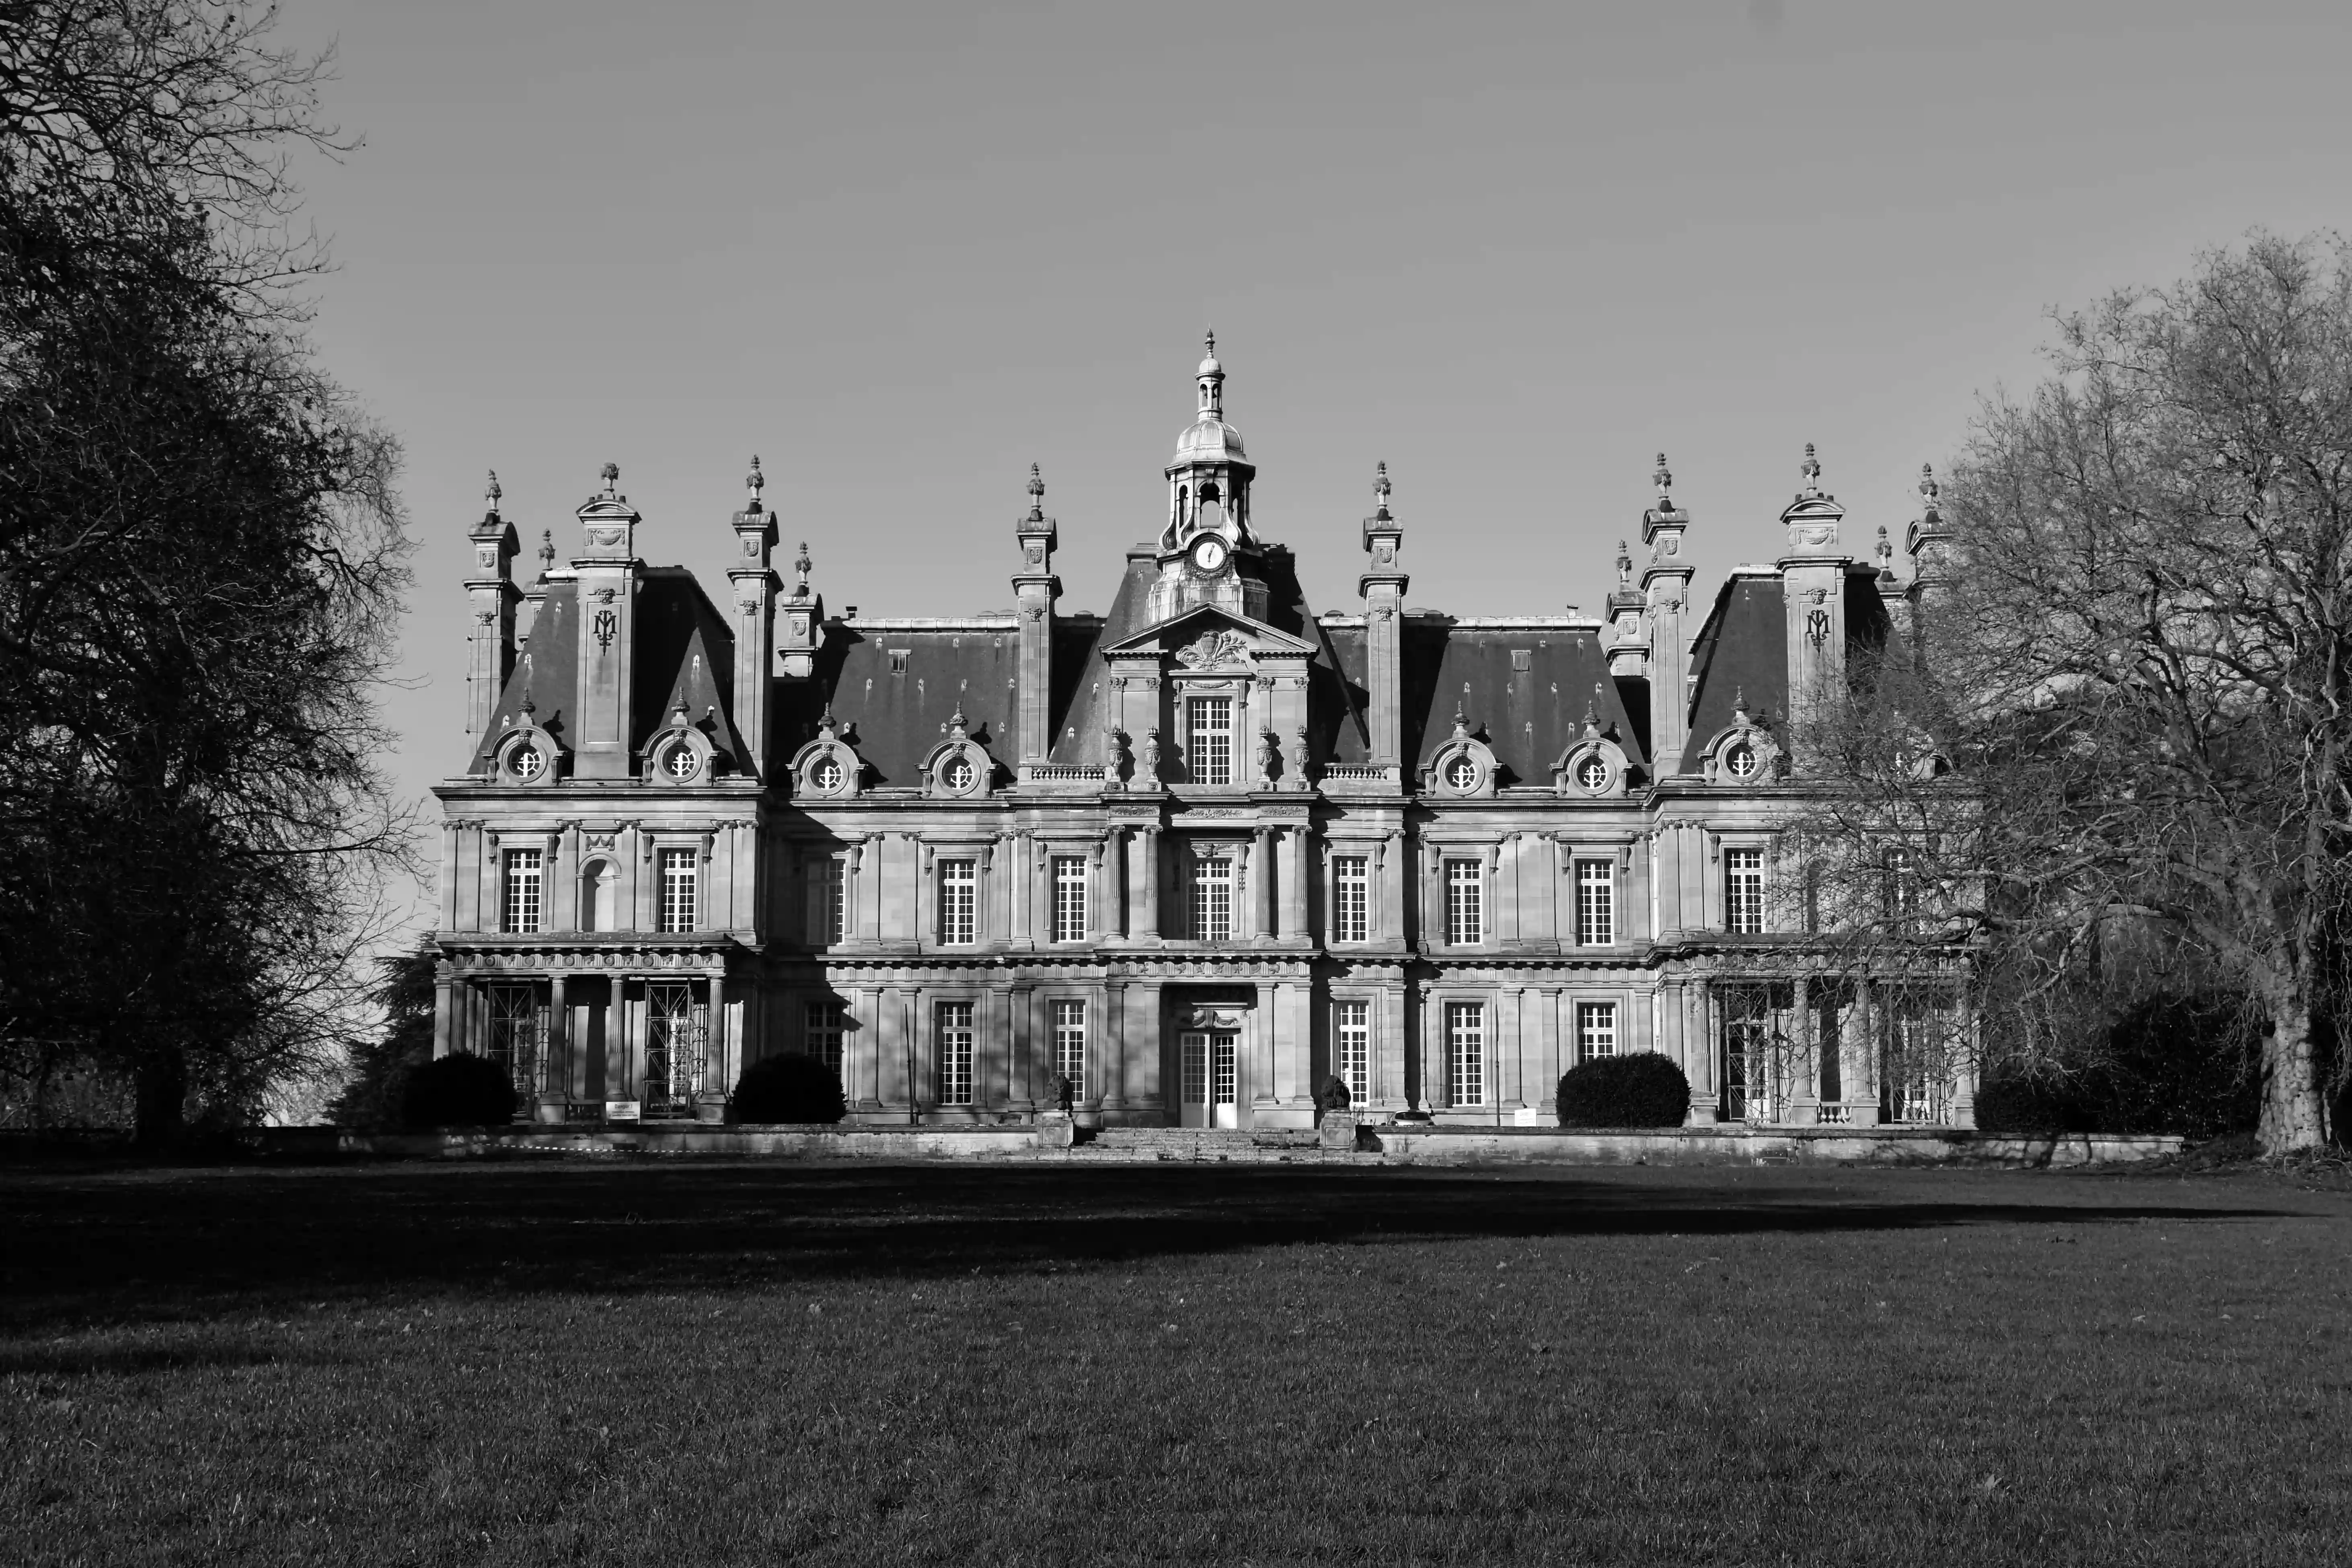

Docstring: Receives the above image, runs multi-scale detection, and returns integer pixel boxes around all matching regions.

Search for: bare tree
[0,2,408,1143]
[1794,233,2352,1152]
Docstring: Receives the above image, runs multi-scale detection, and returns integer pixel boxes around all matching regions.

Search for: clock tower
[1148,333,1271,623]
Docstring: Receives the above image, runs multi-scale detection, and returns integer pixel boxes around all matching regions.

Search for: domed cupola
[1151,332,1267,623]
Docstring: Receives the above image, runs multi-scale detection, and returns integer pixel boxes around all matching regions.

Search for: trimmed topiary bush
[731,1053,847,1124]
[1557,1052,1691,1128]
[401,1053,518,1129]
[1315,1074,1352,1114]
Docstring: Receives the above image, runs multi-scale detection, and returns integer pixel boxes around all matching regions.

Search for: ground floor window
[1445,1001,1485,1107]
[1052,999,1086,1098]
[644,981,708,1115]
[1719,982,1793,1123]
[805,1000,848,1082]
[1335,999,1370,1104]
[1576,1001,1618,1062]
[937,1001,975,1106]
[1882,997,1954,1124]
[483,984,544,1108]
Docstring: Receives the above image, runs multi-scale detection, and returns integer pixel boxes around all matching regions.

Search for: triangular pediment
[1099,602,1315,663]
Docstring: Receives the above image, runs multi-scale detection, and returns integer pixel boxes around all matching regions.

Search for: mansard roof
[1392,616,1647,784]
[771,615,1021,788]
[1679,573,1787,776]
[1098,601,1316,658]
[470,568,745,775]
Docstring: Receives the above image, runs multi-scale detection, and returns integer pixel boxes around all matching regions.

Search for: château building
[431,338,1973,1129]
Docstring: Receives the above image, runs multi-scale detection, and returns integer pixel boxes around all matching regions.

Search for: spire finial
[538,527,555,573]
[745,455,764,512]
[484,469,502,519]
[1653,452,1672,507]
[599,461,620,498]
[1027,462,1045,522]
[1799,443,1822,495]
[1205,327,1216,358]
[1374,460,1392,520]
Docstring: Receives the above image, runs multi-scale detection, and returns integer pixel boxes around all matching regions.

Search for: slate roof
[1401,620,1646,785]
[1678,574,1787,775]
[471,569,746,774]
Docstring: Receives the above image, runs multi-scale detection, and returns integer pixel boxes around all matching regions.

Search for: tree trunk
[131,1048,186,1150]
[2255,980,2325,1153]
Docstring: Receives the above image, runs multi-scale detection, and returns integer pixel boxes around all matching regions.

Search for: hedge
[731,1053,848,1124]
[1557,1052,1691,1128]
[401,1053,518,1129]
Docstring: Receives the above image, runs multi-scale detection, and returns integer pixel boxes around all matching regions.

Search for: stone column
[1009,982,1037,1113]
[1378,981,1408,1112]
[1790,974,1819,1123]
[1138,828,1161,941]
[1010,832,1033,945]
[1501,984,1526,1113]
[1536,986,1562,1119]
[1283,827,1308,942]
[540,974,570,1122]
[1248,827,1272,943]
[1849,980,1881,1126]
[1102,978,1130,1113]
[1252,978,1279,1113]
[433,967,457,1060]
[852,984,885,1112]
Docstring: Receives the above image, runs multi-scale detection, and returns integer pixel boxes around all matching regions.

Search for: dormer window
[1725,744,1759,780]
[943,755,975,792]
[663,742,699,780]
[1444,755,1477,791]
[811,756,843,792]
[513,746,545,781]
[1575,756,1607,791]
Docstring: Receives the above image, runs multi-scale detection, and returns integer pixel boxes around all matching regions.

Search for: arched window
[580,859,619,931]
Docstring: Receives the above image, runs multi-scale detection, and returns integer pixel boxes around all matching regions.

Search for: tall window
[808,857,844,945]
[1191,856,1234,942]
[939,859,976,944]
[1445,1001,1485,1106]
[1333,854,1369,942]
[1575,860,1615,946]
[1444,859,1483,946]
[580,860,618,932]
[1335,999,1370,1106]
[805,1001,847,1082]
[483,984,542,1103]
[1052,855,1088,943]
[658,848,698,933]
[1052,999,1086,1095]
[1576,1001,1619,1062]
[503,848,542,934]
[1725,847,1765,934]
[1187,695,1232,785]
[936,1001,974,1105]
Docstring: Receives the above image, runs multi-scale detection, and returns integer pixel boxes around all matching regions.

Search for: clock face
[1191,537,1228,573]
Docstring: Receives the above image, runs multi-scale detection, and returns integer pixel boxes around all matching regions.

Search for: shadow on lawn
[0,1161,2304,1325]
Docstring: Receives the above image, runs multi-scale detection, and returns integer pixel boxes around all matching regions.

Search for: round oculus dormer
[1725,743,1759,781]
[1576,754,1610,793]
[1443,754,1479,793]
[661,739,703,782]
[942,755,977,794]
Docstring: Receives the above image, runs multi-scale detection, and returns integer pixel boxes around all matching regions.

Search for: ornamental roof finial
[483,469,502,521]
[1875,523,1896,579]
[1653,452,1672,508]
[537,528,555,574]
[1616,539,1632,588]
[792,541,812,601]
[1585,683,1603,738]
[745,455,764,512]
[599,461,620,499]
[1919,461,1941,519]
[1027,462,1046,522]
[1799,443,1822,497]
[1374,460,1392,521]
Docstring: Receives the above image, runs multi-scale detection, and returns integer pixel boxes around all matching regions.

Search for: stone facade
[431,339,1974,1130]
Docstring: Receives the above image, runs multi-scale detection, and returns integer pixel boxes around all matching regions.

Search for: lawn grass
[2,1158,2348,1566]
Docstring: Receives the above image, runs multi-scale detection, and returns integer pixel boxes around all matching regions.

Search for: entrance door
[1179,1031,1243,1128]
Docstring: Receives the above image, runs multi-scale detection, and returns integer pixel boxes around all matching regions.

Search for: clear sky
[273,0,2352,929]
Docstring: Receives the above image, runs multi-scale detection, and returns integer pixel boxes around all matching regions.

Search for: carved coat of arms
[1174,629,1250,669]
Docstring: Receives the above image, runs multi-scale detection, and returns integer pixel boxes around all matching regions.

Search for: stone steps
[1070,1126,1341,1163]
